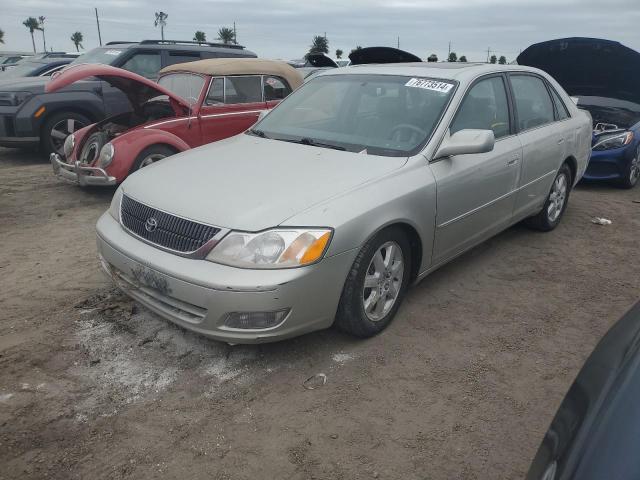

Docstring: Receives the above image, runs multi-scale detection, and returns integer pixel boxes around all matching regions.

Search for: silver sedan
[96,63,592,343]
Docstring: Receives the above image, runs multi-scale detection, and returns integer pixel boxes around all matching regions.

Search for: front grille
[120,195,220,254]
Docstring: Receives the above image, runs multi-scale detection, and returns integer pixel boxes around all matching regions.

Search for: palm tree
[193,31,206,42]
[350,46,362,56]
[154,12,168,40]
[38,16,47,52]
[218,27,235,44]
[335,49,343,59]
[71,31,84,51]
[0,29,4,45]
[459,55,467,62]
[448,51,457,62]
[427,54,438,62]
[498,55,507,65]
[23,17,39,53]
[309,35,329,55]
[490,54,497,64]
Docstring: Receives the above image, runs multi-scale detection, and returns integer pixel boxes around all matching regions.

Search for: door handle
[507,155,519,166]
[557,138,565,145]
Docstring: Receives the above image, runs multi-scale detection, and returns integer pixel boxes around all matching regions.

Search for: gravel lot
[1,146,638,480]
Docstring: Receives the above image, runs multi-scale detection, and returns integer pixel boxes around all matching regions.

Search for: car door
[197,75,267,145]
[430,74,522,264]
[509,74,566,219]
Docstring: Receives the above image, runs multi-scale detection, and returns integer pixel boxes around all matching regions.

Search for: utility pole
[233,21,237,44]
[95,8,102,46]
[486,47,492,63]
[397,36,400,49]
[448,41,451,59]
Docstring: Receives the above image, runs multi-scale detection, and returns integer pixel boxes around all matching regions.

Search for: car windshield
[157,73,206,104]
[69,47,126,66]
[252,74,455,156]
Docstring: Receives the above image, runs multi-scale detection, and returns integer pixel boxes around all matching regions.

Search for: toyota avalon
[96,62,592,343]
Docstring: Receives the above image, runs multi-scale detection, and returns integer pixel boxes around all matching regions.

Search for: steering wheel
[390,124,427,143]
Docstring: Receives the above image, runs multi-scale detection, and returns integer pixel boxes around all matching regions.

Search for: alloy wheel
[547,173,568,223]
[50,118,87,155]
[629,146,640,186]
[362,241,404,322]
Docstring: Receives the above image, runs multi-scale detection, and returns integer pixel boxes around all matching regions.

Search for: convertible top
[161,58,304,90]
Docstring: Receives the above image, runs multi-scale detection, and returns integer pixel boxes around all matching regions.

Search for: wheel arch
[564,155,578,186]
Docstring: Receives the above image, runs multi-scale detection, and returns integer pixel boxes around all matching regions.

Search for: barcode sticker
[405,78,453,93]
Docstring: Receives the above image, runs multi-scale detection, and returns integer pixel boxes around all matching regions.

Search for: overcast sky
[2,0,640,62]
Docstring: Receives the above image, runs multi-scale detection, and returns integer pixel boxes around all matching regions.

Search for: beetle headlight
[207,228,332,269]
[63,134,75,158]
[593,131,634,151]
[97,142,115,168]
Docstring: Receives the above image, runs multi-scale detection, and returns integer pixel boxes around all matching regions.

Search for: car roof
[318,62,547,82]
[103,40,256,56]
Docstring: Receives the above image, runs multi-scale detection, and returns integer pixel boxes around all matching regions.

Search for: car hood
[349,47,422,65]
[517,37,640,127]
[121,134,407,231]
[0,76,48,93]
[45,64,189,113]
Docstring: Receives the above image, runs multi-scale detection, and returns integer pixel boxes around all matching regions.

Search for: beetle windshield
[157,73,206,105]
[252,74,455,156]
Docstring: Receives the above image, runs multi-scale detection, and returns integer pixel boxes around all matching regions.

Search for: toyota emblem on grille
[144,217,158,232]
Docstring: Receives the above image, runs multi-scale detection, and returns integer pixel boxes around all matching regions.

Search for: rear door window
[164,51,202,67]
[510,75,555,130]
[549,86,570,120]
[264,76,291,101]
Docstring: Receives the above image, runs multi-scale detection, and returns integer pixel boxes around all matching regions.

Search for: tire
[335,227,412,338]
[41,111,91,156]
[78,131,109,164]
[525,163,572,232]
[618,145,639,189]
[130,145,176,173]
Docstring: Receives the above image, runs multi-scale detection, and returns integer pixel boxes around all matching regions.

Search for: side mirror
[435,129,495,159]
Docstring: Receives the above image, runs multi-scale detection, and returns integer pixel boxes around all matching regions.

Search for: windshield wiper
[278,137,346,151]
[248,128,269,139]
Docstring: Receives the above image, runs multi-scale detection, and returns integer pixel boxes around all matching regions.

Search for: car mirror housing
[435,129,495,159]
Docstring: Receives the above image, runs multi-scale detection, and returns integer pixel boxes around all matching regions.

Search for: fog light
[223,309,290,329]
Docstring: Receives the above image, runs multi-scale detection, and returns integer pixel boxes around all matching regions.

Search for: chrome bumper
[50,153,116,187]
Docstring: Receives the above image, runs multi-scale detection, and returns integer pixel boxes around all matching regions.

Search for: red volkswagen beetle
[49,59,303,186]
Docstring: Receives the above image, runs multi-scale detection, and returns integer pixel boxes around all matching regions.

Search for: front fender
[106,128,191,182]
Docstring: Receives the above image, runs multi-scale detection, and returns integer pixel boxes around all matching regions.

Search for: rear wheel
[525,163,572,231]
[131,145,176,173]
[41,111,90,155]
[335,227,411,338]
[618,145,639,189]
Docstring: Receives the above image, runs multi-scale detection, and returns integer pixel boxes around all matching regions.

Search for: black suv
[0,40,257,154]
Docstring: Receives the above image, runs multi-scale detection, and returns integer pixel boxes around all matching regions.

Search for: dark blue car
[518,37,640,189]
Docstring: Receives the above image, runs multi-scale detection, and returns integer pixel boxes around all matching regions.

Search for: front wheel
[618,145,639,189]
[335,227,411,338]
[41,111,91,155]
[525,163,572,232]
[130,145,176,173]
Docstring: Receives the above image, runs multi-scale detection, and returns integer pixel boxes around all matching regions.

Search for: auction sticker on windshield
[405,78,453,93]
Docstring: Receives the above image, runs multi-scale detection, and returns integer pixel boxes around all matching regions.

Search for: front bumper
[50,153,116,186]
[583,147,631,181]
[96,212,357,344]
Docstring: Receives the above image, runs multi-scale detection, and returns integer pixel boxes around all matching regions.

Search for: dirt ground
[0,146,638,480]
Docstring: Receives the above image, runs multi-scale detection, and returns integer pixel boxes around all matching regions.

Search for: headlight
[206,228,332,269]
[0,91,32,106]
[63,134,75,158]
[593,131,634,151]
[108,187,123,221]
[97,143,115,168]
